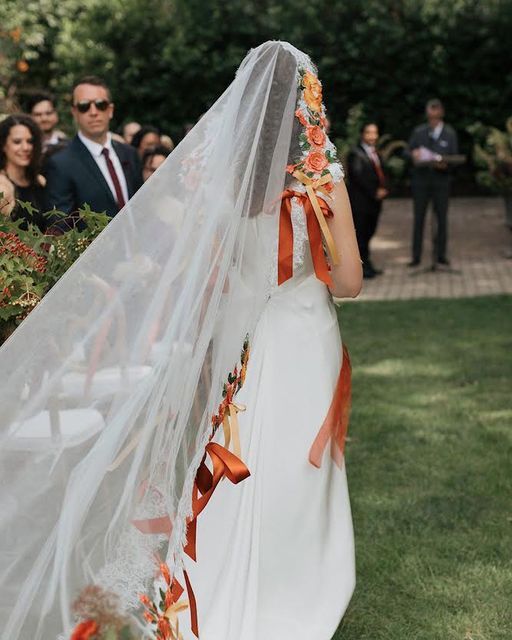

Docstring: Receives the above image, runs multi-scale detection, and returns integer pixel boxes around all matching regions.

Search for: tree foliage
[2,0,512,165]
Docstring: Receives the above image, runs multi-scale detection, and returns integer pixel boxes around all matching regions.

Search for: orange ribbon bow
[278,171,339,286]
[184,442,250,562]
[309,344,352,468]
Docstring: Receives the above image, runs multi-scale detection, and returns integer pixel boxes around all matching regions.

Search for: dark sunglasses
[74,99,111,114]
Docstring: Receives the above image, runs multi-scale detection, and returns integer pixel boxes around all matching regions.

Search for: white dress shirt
[78,131,129,204]
[429,122,444,140]
[361,142,381,166]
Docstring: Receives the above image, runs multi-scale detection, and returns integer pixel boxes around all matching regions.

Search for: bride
[0,41,361,640]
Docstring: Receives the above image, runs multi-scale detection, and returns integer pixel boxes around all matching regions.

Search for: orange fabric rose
[304,89,322,112]
[302,72,323,112]
[139,593,151,607]
[70,620,98,640]
[160,562,171,586]
[295,108,308,126]
[143,610,155,623]
[306,125,326,148]
[157,617,173,639]
[303,71,321,93]
[304,151,329,174]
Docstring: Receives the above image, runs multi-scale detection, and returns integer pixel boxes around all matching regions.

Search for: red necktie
[101,147,126,209]
[369,149,386,188]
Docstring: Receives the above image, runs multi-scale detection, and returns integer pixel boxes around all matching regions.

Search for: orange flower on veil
[302,71,323,112]
[290,65,342,183]
[295,108,308,126]
[306,125,326,148]
[70,620,98,640]
[304,150,329,173]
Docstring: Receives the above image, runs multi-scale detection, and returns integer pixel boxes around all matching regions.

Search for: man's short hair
[26,91,55,113]
[426,98,444,111]
[360,121,379,135]
[72,76,111,103]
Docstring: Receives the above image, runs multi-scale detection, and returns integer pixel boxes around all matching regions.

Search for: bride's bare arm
[326,179,363,299]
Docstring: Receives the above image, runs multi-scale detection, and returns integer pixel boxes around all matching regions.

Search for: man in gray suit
[407,98,458,266]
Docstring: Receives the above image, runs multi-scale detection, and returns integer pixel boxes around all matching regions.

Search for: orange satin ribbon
[132,515,173,536]
[162,574,197,639]
[183,569,198,637]
[184,441,250,562]
[222,401,245,460]
[165,598,188,640]
[309,344,352,468]
[278,171,339,286]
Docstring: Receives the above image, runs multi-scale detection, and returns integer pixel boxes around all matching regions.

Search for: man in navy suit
[45,76,143,223]
[407,98,458,266]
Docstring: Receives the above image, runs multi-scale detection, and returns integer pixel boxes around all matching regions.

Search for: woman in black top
[0,114,47,231]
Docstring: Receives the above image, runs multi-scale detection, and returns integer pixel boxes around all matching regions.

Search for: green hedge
[3,0,512,190]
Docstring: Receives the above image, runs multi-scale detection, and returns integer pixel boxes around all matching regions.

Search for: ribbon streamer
[161,576,190,640]
[184,442,250,561]
[183,569,199,637]
[222,401,246,459]
[165,600,188,640]
[278,171,339,286]
[309,343,352,468]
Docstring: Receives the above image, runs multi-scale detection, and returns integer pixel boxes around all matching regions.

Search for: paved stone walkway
[350,197,512,301]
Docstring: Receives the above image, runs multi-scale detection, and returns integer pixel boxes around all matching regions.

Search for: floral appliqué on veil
[277,67,344,287]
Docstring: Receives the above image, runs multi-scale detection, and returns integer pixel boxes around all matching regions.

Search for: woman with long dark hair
[130,124,161,159]
[0,114,47,230]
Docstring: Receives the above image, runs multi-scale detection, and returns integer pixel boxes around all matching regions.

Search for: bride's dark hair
[235,43,299,216]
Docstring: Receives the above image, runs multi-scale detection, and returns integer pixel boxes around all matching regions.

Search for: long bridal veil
[0,41,319,639]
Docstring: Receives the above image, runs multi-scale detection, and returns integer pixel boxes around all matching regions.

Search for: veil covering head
[0,41,342,639]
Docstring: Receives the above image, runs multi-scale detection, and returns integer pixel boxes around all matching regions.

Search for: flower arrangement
[70,585,139,640]
[0,203,109,343]
[138,563,188,640]
[70,562,189,640]
[287,68,340,190]
[211,334,250,434]
[70,333,252,640]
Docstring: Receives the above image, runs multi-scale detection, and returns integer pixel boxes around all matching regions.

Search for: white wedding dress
[0,42,356,640]
[182,194,356,640]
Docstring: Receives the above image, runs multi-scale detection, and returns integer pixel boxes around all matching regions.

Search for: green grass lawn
[333,295,512,640]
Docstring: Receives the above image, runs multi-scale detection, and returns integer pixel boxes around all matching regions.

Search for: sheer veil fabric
[0,41,349,639]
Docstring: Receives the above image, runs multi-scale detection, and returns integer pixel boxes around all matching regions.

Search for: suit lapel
[71,136,117,208]
[358,144,375,172]
[357,144,371,166]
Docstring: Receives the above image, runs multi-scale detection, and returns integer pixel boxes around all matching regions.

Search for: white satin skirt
[182,274,355,639]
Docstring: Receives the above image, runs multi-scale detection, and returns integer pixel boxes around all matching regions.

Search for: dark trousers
[353,203,382,265]
[411,173,450,263]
